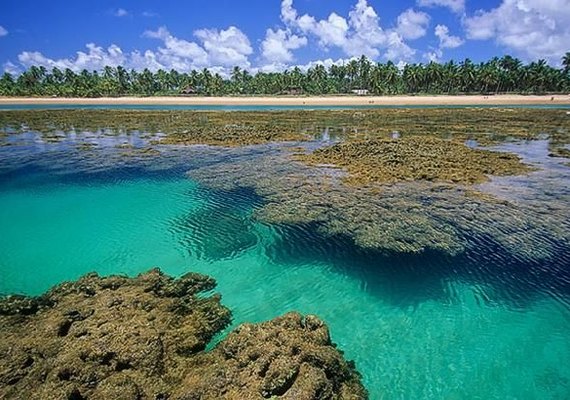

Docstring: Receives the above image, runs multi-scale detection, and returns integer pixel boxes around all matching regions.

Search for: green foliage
[1,54,569,97]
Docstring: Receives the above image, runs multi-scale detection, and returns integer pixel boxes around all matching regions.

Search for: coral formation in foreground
[0,269,366,400]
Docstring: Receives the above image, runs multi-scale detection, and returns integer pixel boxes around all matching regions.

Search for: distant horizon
[1,0,569,77]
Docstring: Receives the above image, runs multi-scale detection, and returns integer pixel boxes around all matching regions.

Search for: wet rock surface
[0,270,366,400]
[1,108,568,151]
[301,136,531,185]
[176,313,367,400]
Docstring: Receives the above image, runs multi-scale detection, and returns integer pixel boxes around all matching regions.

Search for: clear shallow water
[1,137,570,399]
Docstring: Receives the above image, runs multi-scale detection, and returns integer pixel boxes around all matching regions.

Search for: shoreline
[1,94,570,106]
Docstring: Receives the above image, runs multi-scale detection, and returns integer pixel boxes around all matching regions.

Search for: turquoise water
[1,137,570,398]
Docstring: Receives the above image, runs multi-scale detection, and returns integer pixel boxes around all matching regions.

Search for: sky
[0,0,569,75]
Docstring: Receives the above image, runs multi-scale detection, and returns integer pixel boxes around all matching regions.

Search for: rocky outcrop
[0,269,367,400]
[176,313,366,399]
[301,136,530,185]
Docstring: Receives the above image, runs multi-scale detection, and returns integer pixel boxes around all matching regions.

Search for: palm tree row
[1,54,569,97]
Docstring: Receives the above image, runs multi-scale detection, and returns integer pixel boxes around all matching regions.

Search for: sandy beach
[1,94,569,106]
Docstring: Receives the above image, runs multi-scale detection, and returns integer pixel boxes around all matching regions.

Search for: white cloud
[296,57,355,72]
[281,0,417,62]
[464,0,570,63]
[261,28,307,63]
[3,61,19,74]
[424,49,443,62]
[144,26,209,67]
[17,43,127,71]
[142,11,158,18]
[143,26,253,70]
[384,31,416,60]
[396,8,430,40]
[9,26,255,76]
[113,8,129,17]
[194,26,253,67]
[281,0,298,25]
[435,24,464,48]
[0,25,7,37]
[258,56,357,74]
[417,0,465,14]
[423,24,463,62]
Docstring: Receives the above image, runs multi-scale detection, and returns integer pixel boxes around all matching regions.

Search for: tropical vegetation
[1,54,569,97]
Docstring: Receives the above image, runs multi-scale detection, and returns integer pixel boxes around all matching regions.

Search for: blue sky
[1,0,568,75]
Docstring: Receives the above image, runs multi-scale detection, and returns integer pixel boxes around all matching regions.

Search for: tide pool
[1,141,569,399]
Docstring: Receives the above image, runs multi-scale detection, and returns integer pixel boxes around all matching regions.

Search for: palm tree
[357,55,372,89]
[346,59,359,89]
[5,54,570,97]
[0,73,15,95]
[562,52,570,75]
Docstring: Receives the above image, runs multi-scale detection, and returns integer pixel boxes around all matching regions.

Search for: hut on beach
[180,86,198,96]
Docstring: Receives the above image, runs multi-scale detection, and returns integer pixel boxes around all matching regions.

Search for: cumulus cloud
[417,0,465,14]
[194,26,253,67]
[3,61,19,75]
[281,0,298,25]
[144,26,209,68]
[280,0,417,62]
[435,24,464,48]
[18,43,127,71]
[258,56,354,74]
[10,26,254,76]
[424,50,443,62]
[113,8,129,17]
[143,26,253,70]
[396,9,430,40]
[0,25,7,37]
[261,28,307,63]
[464,0,570,63]
[423,24,463,62]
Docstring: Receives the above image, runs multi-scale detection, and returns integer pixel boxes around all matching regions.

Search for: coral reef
[188,145,569,260]
[176,313,367,399]
[0,108,568,151]
[0,269,366,400]
[301,136,530,185]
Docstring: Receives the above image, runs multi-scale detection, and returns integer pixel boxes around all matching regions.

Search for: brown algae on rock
[177,312,367,399]
[0,269,367,400]
[0,108,569,150]
[300,136,532,185]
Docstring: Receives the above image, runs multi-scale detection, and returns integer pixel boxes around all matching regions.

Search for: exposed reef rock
[1,108,569,152]
[301,136,531,185]
[0,270,366,400]
[176,313,367,399]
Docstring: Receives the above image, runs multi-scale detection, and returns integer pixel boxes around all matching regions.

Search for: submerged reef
[1,107,568,263]
[189,144,569,260]
[0,269,366,400]
[301,136,531,185]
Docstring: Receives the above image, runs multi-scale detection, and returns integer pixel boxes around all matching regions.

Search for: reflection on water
[478,140,570,203]
[0,131,569,399]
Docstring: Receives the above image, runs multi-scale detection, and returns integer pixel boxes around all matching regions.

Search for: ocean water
[1,134,569,399]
